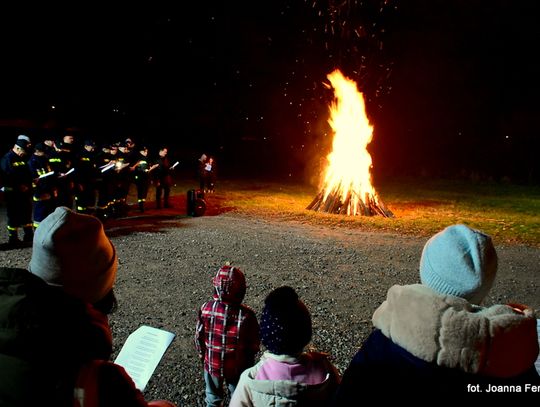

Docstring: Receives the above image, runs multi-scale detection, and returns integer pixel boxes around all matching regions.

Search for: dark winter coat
[0,267,154,407]
[332,284,540,403]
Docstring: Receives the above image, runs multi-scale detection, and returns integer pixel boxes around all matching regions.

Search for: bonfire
[307,69,393,217]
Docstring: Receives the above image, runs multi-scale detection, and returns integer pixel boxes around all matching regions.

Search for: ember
[307,69,393,217]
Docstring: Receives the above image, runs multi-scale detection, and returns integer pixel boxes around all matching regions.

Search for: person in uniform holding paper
[0,207,176,407]
[74,139,99,215]
[95,143,116,220]
[153,146,173,209]
[131,146,158,213]
[196,264,260,407]
[48,137,75,210]
[28,142,58,228]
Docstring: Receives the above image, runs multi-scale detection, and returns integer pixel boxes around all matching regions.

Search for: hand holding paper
[114,325,175,391]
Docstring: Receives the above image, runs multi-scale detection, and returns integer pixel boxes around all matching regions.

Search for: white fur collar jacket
[372,284,539,378]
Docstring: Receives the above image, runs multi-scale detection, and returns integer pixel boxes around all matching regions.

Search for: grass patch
[173,177,540,246]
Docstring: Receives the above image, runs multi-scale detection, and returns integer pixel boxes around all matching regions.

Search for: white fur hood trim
[372,284,539,377]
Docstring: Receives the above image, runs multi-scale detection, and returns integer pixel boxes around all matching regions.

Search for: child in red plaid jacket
[195,265,260,407]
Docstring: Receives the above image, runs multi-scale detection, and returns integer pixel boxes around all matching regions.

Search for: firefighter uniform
[131,146,156,212]
[95,144,116,220]
[153,147,173,209]
[48,142,75,210]
[112,143,131,217]
[0,140,33,244]
[74,140,98,214]
[28,143,58,228]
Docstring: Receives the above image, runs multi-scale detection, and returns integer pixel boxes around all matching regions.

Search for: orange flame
[320,69,380,215]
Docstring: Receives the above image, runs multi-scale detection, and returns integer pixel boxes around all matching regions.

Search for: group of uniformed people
[0,134,175,245]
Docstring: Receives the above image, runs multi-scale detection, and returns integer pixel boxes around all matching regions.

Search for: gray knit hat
[420,224,497,305]
[29,207,117,304]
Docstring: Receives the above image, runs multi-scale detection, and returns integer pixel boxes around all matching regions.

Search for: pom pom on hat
[260,286,312,355]
[29,207,118,304]
[420,224,497,304]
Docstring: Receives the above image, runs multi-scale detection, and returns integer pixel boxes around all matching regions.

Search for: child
[195,265,260,407]
[332,224,540,403]
[230,286,340,406]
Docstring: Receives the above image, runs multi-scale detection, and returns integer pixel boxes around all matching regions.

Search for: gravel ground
[1,204,539,406]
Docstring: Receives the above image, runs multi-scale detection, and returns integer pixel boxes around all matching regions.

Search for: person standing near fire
[112,141,132,217]
[202,156,216,193]
[28,142,58,228]
[74,139,99,214]
[131,145,158,212]
[198,153,207,191]
[153,146,173,209]
[95,143,116,220]
[0,137,34,245]
[48,134,75,210]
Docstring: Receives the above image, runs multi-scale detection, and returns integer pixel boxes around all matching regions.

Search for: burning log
[307,69,394,218]
[308,186,393,217]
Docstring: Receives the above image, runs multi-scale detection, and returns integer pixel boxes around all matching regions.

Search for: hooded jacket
[195,266,259,381]
[332,284,540,403]
[229,352,340,406]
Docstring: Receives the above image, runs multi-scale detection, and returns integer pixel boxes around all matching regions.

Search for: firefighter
[0,138,34,245]
[74,140,99,214]
[153,146,173,209]
[48,137,75,209]
[131,146,158,212]
[95,143,116,220]
[28,142,58,228]
[112,141,132,217]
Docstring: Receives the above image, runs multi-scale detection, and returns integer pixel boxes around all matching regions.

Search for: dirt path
[1,209,539,405]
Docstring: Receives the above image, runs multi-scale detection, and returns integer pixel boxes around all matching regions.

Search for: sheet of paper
[38,171,55,179]
[101,163,115,173]
[114,325,175,391]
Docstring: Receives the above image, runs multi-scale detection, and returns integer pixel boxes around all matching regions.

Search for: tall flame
[319,69,381,215]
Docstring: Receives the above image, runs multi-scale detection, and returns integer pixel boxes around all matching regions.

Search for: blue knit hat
[260,286,312,355]
[420,224,497,304]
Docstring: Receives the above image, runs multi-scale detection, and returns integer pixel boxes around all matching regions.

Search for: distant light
[505,135,510,139]
[51,105,56,110]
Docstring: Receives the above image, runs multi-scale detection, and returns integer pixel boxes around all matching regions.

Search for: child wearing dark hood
[230,286,340,406]
[195,265,260,407]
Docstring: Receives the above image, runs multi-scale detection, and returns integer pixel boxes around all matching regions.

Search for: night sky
[1,1,539,181]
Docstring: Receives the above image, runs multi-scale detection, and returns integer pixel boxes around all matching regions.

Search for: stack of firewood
[307,186,394,217]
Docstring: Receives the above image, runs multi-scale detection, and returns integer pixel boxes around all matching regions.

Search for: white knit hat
[29,207,118,304]
[420,224,498,305]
